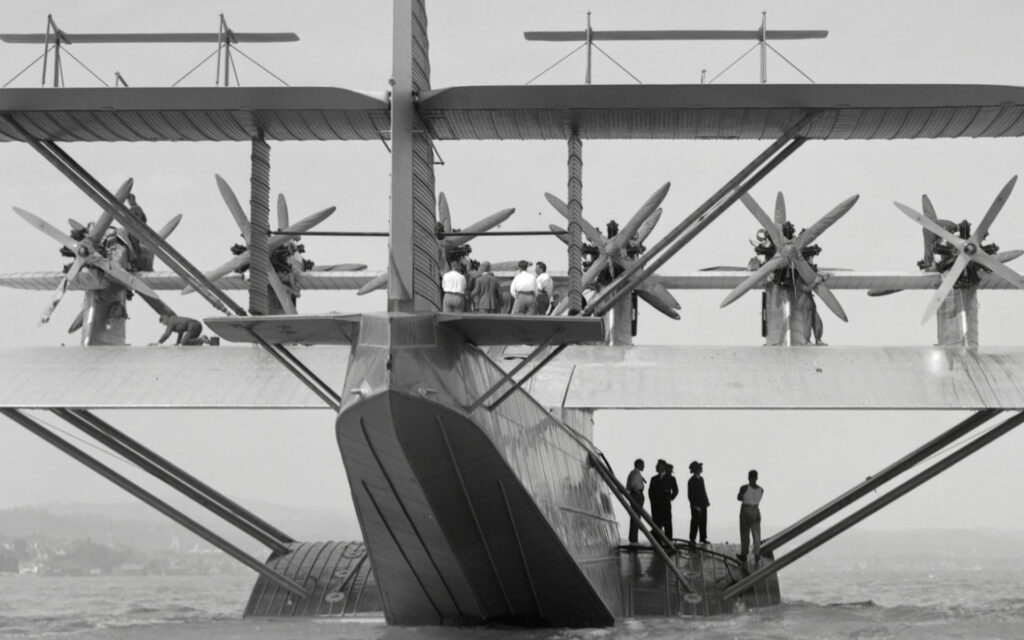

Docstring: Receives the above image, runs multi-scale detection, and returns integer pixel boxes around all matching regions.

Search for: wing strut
[762,409,998,554]
[586,111,817,318]
[52,408,296,554]
[722,410,1024,600]
[0,408,311,599]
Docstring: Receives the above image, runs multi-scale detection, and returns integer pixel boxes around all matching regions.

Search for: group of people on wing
[441,259,556,315]
[626,459,764,563]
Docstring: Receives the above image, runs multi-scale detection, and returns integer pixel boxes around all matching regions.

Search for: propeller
[544,182,677,318]
[11,177,162,325]
[721,192,859,322]
[66,213,184,334]
[194,176,340,313]
[357,192,516,295]
[892,175,1024,323]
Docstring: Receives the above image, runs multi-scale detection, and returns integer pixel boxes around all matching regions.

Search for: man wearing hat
[509,260,537,315]
[687,460,710,546]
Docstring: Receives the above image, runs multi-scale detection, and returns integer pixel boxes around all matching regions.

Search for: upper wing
[3,84,1024,142]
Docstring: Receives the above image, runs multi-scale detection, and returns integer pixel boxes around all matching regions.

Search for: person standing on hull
[469,261,502,313]
[649,459,679,540]
[625,458,646,544]
[509,260,537,315]
[688,460,710,546]
[738,469,764,564]
[441,259,467,312]
[534,261,553,315]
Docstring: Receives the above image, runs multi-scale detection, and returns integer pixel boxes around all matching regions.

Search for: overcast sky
[2,0,1024,545]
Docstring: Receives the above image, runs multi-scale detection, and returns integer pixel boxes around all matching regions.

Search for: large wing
[505,345,1024,410]
[7,344,1023,410]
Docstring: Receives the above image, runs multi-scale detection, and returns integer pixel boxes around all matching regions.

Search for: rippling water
[2,570,1023,639]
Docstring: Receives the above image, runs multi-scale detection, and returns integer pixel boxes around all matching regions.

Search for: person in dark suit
[648,459,679,539]
[687,460,710,545]
[469,261,503,313]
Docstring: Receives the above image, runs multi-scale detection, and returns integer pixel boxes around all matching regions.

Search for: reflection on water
[2,570,1024,639]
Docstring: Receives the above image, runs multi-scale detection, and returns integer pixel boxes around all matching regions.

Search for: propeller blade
[277,194,289,230]
[441,207,516,249]
[549,223,570,246]
[740,193,783,247]
[14,206,79,251]
[544,192,605,246]
[357,271,389,295]
[310,263,368,272]
[215,174,251,241]
[972,250,1024,292]
[796,194,860,250]
[996,249,1024,263]
[972,175,1017,243]
[68,218,86,232]
[267,268,297,314]
[867,289,902,297]
[156,214,183,239]
[794,258,847,321]
[67,309,84,334]
[774,192,787,228]
[270,207,336,251]
[85,178,135,245]
[40,258,84,324]
[438,192,452,234]
[720,254,786,308]
[183,253,250,293]
[97,260,160,300]
[894,201,962,248]
[921,195,939,265]
[921,252,971,324]
[811,278,848,322]
[608,182,671,254]
[635,208,662,245]
[636,288,680,320]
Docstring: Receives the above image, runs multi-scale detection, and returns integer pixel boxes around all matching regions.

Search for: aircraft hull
[334,313,621,626]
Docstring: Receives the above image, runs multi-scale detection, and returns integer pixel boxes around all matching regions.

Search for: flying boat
[3,1,1024,628]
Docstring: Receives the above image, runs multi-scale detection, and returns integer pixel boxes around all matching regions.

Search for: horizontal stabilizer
[206,314,361,345]
[524,29,828,42]
[0,32,299,44]
[437,314,605,346]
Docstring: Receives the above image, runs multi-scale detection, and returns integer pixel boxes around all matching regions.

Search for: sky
[2,0,1024,550]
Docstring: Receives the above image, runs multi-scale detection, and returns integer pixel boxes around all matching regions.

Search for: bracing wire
[231,45,290,87]
[60,47,111,88]
[591,43,643,84]
[229,51,241,87]
[2,46,52,88]
[30,410,134,467]
[171,47,220,87]
[707,42,759,84]
[525,42,587,85]
[766,43,816,83]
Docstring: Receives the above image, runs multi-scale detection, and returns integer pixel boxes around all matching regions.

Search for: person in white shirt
[737,469,765,563]
[509,260,537,315]
[441,260,467,312]
[625,458,646,544]
[534,261,553,315]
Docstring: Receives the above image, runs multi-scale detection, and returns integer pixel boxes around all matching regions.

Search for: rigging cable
[2,46,52,88]
[766,43,815,83]
[171,47,221,87]
[231,45,290,86]
[707,42,759,84]
[525,42,587,85]
[591,43,643,84]
[60,47,111,87]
